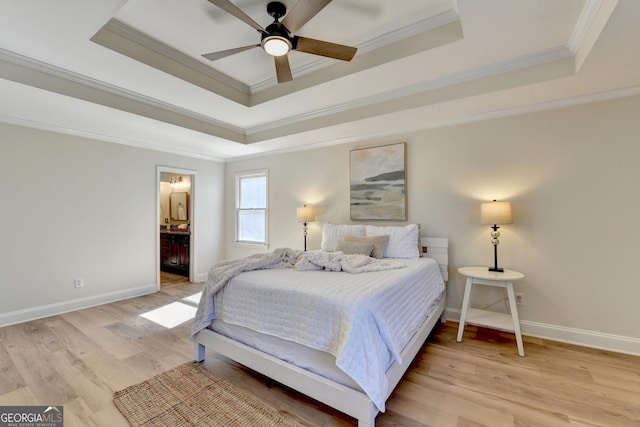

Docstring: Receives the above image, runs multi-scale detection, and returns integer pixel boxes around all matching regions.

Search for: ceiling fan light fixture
[203,0,358,83]
[262,35,291,56]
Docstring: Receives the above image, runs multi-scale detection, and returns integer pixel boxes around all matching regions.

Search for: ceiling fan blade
[294,36,357,61]
[208,0,264,32]
[281,0,332,34]
[202,44,259,61]
[274,55,293,83]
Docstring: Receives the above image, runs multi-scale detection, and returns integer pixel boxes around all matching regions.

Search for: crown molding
[0,47,246,142]
[569,0,619,72]
[0,42,577,150]
[231,85,640,163]
[568,0,605,53]
[0,113,225,162]
[247,46,574,135]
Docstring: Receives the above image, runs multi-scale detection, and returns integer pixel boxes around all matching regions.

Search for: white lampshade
[296,205,315,223]
[480,200,513,225]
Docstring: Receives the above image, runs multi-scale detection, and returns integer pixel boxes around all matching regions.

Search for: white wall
[224,95,640,353]
[0,123,225,324]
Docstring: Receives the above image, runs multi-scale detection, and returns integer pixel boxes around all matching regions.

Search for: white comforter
[192,249,444,412]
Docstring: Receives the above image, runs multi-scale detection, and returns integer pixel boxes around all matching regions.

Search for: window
[235,170,268,245]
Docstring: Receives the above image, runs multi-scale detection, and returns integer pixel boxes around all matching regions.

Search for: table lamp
[296,205,315,251]
[480,200,512,272]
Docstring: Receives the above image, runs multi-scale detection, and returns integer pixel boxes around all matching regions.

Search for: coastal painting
[350,142,407,220]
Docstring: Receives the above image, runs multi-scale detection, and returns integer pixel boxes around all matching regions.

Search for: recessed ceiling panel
[91,0,462,105]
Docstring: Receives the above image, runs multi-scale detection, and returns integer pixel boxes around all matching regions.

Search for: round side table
[457,266,525,356]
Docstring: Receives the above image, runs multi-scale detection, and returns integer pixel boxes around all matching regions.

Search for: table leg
[457,277,473,342]
[505,282,525,356]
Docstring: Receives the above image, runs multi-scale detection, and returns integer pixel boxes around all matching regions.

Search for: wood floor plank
[80,350,146,392]
[61,310,142,360]
[0,282,639,427]
[8,348,77,406]
[383,389,460,426]
[42,315,103,359]
[48,349,114,413]
[62,397,103,427]
[91,404,129,427]
[394,376,518,427]
[0,386,38,406]
[0,339,25,395]
[417,348,629,426]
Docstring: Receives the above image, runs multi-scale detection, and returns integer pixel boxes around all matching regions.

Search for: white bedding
[193,252,444,412]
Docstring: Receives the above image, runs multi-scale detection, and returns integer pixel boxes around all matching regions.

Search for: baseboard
[0,283,157,328]
[195,273,208,283]
[445,308,640,357]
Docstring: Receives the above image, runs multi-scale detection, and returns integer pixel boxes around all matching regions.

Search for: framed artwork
[350,142,407,220]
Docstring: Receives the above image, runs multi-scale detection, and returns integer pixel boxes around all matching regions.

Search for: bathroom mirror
[170,192,188,221]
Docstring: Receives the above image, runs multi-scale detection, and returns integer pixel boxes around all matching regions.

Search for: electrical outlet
[515,293,525,305]
[74,278,84,288]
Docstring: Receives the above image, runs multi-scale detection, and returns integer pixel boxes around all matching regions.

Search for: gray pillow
[335,240,375,256]
[341,235,389,259]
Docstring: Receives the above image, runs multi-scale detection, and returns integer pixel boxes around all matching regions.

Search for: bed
[192,227,448,427]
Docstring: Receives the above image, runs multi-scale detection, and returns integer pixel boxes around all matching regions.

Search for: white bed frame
[193,237,448,427]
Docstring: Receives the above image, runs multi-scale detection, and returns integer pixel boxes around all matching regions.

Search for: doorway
[157,166,196,290]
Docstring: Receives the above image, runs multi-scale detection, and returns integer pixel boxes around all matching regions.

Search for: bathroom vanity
[160,231,190,275]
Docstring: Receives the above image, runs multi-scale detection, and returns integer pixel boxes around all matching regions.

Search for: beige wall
[0,123,225,323]
[225,95,640,351]
[1,93,638,352]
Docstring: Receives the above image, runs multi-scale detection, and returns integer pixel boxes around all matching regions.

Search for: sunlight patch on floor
[140,301,197,328]
[183,292,201,305]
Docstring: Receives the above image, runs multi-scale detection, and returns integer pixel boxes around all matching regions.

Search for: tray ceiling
[0,0,637,160]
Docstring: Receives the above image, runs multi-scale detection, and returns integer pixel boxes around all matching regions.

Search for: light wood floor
[159,270,189,287]
[1,282,638,427]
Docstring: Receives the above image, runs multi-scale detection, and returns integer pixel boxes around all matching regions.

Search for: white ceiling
[0,0,638,161]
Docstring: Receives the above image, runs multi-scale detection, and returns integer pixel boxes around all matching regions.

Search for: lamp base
[489,225,504,272]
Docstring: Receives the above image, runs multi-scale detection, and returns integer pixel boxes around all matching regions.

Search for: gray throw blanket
[295,250,405,273]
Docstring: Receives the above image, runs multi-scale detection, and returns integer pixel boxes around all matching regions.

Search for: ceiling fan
[202,0,358,83]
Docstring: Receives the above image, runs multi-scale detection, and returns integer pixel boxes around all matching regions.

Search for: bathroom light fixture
[480,200,513,272]
[296,204,315,251]
[170,176,183,189]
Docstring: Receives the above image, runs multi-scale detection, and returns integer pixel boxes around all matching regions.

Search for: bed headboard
[420,237,448,281]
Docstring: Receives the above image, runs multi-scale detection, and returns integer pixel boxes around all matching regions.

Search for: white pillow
[321,223,366,251]
[365,224,420,258]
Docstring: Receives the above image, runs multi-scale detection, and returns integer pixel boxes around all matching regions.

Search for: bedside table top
[458,266,524,281]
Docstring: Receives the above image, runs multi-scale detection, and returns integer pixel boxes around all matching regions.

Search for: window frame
[234,169,269,246]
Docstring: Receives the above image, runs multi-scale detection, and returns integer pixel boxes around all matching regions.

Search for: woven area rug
[114,361,306,427]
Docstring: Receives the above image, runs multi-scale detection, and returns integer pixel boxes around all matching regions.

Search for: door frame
[156,165,197,290]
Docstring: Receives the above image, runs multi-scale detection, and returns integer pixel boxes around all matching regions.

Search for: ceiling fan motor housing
[267,2,287,20]
[264,22,290,39]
